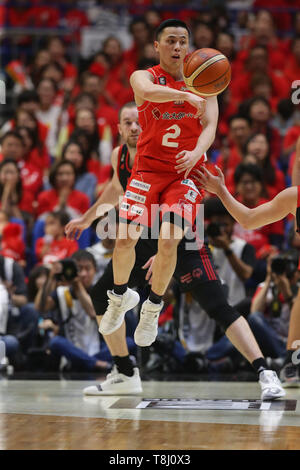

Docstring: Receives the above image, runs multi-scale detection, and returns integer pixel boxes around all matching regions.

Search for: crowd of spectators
[0,0,300,375]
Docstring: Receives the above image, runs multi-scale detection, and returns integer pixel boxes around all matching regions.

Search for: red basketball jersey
[136,64,205,172]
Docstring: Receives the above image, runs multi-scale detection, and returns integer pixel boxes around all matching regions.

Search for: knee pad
[206,301,241,331]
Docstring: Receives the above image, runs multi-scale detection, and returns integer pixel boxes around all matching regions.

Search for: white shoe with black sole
[83,366,142,396]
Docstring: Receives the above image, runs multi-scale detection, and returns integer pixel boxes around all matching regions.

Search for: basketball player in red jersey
[196,136,300,387]
[66,102,285,400]
[98,19,218,348]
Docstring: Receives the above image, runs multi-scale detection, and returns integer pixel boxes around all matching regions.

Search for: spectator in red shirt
[192,22,214,50]
[233,163,284,254]
[79,73,119,141]
[101,36,135,107]
[35,210,78,266]
[0,158,34,217]
[29,49,51,87]
[17,125,49,178]
[284,37,300,86]
[60,0,89,43]
[241,96,282,162]
[124,18,151,71]
[37,160,89,219]
[226,133,285,199]
[0,130,43,198]
[231,46,290,105]
[46,36,77,83]
[215,115,252,175]
[0,210,25,264]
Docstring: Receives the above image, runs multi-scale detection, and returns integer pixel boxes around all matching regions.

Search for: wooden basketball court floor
[0,378,300,450]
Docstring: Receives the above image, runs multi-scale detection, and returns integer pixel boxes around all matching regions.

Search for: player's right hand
[193,166,225,194]
[65,217,90,240]
[185,92,206,118]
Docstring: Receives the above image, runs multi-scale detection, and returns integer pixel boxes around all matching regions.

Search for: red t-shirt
[135,64,204,171]
[284,125,300,155]
[0,223,25,262]
[37,188,90,217]
[284,55,300,85]
[36,237,79,265]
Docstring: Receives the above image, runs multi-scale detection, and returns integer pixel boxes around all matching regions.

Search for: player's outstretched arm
[130,70,205,118]
[65,147,124,240]
[195,166,297,229]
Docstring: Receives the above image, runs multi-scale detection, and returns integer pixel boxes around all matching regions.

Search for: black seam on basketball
[184,54,225,78]
[189,65,231,88]
[184,54,195,73]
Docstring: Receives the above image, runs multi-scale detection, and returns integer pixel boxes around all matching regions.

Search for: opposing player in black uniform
[65,102,285,400]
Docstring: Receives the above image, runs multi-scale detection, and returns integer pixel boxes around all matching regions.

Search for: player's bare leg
[280,287,300,387]
[99,222,143,336]
[225,316,265,363]
[134,221,183,347]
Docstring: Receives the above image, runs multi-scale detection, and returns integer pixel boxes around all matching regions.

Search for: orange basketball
[183,48,231,97]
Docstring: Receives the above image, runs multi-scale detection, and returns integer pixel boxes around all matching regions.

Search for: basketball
[183,48,231,97]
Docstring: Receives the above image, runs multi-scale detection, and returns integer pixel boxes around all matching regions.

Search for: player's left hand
[175,150,200,178]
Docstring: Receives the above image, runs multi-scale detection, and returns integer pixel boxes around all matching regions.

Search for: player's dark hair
[155,19,190,41]
[118,101,137,121]
[72,249,97,269]
[234,163,263,185]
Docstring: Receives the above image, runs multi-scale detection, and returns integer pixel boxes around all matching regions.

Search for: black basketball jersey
[296,186,300,233]
[117,144,132,192]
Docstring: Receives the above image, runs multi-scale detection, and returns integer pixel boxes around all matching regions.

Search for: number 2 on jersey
[162,124,181,148]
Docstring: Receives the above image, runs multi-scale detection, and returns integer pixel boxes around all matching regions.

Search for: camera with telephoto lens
[55,258,78,282]
[271,256,298,279]
[206,222,222,238]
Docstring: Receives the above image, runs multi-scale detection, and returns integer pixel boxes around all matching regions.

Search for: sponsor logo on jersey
[121,202,130,212]
[129,179,151,192]
[162,111,194,120]
[177,199,192,213]
[130,205,144,216]
[181,179,200,194]
[158,76,166,85]
[185,189,198,203]
[125,190,146,204]
[152,108,161,120]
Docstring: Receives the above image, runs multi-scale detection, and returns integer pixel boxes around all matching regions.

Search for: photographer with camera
[248,255,299,362]
[35,250,136,372]
[204,198,256,308]
[0,254,39,369]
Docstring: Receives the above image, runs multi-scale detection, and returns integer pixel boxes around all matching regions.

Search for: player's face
[118,107,141,148]
[155,27,189,67]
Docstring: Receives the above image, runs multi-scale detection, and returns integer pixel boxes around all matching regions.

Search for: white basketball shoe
[83,366,142,396]
[259,370,286,401]
[99,288,140,336]
[134,299,164,347]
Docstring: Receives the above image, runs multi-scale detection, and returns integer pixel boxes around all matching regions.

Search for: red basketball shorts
[119,158,205,228]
